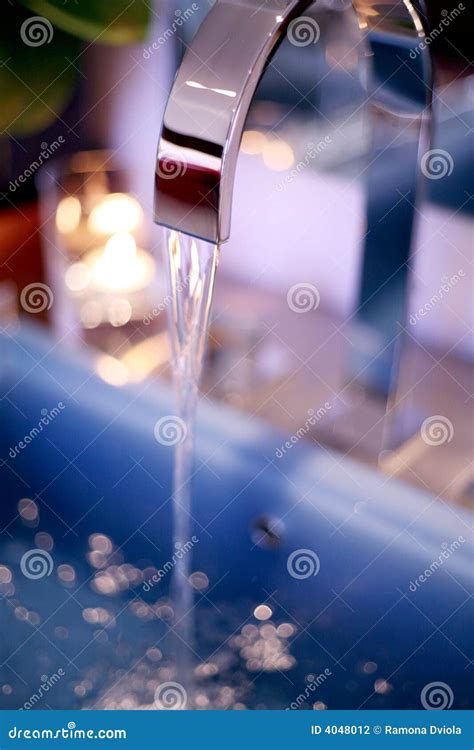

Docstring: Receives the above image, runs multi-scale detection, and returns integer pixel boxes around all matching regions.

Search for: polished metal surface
[154,0,435,447]
[155,0,313,242]
[155,0,433,245]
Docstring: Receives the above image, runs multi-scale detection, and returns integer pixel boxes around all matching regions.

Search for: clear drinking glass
[36,150,164,355]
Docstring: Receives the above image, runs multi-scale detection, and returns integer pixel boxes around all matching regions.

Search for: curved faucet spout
[154,0,435,447]
[155,0,313,243]
[155,0,432,245]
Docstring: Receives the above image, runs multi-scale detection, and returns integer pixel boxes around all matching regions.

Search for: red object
[0,200,47,320]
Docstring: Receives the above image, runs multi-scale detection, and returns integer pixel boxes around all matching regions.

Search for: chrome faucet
[154,0,435,456]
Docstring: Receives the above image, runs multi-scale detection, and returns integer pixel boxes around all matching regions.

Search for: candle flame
[88,193,143,235]
[89,232,155,292]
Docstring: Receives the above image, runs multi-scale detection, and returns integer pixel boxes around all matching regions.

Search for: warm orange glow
[56,196,82,234]
[241,130,266,156]
[262,139,294,171]
[95,354,129,386]
[88,193,143,235]
[86,233,155,293]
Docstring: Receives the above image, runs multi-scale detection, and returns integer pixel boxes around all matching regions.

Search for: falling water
[163,229,219,685]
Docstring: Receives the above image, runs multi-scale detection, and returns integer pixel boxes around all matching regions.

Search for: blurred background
[1,0,473,505]
[0,0,473,715]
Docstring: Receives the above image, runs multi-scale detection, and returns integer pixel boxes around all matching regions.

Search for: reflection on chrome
[155,0,432,245]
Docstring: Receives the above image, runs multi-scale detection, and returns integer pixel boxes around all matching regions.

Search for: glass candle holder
[37,150,164,354]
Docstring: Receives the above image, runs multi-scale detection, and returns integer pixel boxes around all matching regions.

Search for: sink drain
[250,516,284,550]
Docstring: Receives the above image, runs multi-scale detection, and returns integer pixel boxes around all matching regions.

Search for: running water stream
[163,229,219,687]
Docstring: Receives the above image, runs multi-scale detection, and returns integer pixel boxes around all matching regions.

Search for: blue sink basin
[0,324,472,710]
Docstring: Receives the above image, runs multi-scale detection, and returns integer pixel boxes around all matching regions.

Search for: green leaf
[18,0,151,45]
[0,10,80,137]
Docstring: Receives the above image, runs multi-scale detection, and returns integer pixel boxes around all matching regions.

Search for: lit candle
[87,193,143,235]
[66,232,155,294]
[56,187,159,332]
[55,192,144,254]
